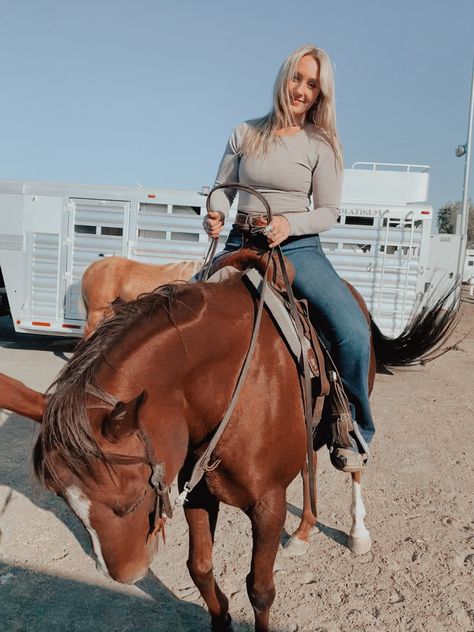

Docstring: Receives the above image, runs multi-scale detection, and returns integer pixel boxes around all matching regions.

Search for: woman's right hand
[203,211,225,239]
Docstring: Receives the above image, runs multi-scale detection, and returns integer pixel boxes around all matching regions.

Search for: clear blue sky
[0,0,473,218]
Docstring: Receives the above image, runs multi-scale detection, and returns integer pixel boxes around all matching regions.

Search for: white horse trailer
[0,163,432,337]
[464,248,474,283]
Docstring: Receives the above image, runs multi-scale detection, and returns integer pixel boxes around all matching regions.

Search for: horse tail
[371,284,461,367]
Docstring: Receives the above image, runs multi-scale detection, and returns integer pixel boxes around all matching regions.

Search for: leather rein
[177,183,318,516]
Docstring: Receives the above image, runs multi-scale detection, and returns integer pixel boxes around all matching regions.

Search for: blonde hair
[242,45,343,168]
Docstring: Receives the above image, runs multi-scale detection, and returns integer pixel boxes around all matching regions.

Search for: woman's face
[287,54,320,122]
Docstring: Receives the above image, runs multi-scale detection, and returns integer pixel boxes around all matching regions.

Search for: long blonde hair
[242,45,343,167]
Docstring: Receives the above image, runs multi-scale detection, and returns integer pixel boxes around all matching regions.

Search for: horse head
[33,384,186,584]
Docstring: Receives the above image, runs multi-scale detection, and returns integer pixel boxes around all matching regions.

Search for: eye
[113,489,147,517]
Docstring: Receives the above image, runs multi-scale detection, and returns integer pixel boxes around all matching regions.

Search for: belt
[234,211,268,233]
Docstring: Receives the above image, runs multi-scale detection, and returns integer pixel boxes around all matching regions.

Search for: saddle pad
[244,268,317,375]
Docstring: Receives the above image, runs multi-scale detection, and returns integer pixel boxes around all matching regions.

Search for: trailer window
[138,229,167,239]
[170,232,199,242]
[75,225,97,234]
[382,218,419,229]
[340,243,372,253]
[380,244,420,256]
[100,227,123,236]
[139,203,168,214]
[345,216,374,226]
[172,205,201,216]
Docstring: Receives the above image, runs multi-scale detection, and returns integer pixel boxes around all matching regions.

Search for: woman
[203,44,374,472]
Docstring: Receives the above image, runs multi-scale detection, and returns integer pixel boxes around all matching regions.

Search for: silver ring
[263,225,273,235]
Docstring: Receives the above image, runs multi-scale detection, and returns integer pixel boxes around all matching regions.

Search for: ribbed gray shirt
[211,121,343,236]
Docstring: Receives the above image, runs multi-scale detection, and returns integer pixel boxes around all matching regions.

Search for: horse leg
[246,486,287,632]
[284,451,318,556]
[347,471,372,555]
[185,498,232,632]
[0,373,45,421]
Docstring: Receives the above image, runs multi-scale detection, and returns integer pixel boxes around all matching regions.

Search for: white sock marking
[350,480,370,543]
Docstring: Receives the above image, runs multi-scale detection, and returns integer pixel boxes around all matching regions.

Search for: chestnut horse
[1,272,457,632]
[82,256,203,337]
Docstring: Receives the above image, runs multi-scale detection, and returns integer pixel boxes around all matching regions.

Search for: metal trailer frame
[0,163,433,337]
[464,248,474,283]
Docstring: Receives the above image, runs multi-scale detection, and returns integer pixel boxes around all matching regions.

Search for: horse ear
[101,391,147,442]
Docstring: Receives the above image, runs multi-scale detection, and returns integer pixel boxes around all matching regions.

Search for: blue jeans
[224,229,375,445]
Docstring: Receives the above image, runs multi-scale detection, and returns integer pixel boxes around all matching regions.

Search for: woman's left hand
[263,215,291,247]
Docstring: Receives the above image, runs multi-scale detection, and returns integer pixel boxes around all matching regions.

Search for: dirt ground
[0,294,473,632]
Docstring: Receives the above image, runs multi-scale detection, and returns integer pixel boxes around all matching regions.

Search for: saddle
[207,247,295,292]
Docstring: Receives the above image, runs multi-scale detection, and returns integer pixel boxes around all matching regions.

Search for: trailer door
[64,198,130,320]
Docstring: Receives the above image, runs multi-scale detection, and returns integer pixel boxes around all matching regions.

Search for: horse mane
[33,282,192,484]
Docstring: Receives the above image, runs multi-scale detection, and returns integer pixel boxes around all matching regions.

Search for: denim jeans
[224,229,376,445]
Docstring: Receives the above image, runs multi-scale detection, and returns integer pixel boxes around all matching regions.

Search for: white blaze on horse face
[348,479,372,555]
[65,485,110,578]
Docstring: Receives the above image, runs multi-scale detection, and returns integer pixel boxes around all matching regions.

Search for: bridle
[107,429,173,542]
[86,387,173,542]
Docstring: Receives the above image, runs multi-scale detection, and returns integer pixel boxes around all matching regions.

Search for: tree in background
[437,200,474,246]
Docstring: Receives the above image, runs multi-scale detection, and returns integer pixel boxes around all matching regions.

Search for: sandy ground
[0,294,473,632]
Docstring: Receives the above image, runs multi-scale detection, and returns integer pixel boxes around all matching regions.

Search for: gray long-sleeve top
[210,121,343,236]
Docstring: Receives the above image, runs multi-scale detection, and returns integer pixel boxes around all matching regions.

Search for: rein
[178,184,318,516]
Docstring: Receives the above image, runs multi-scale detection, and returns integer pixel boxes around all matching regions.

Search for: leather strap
[176,183,275,506]
[176,251,273,506]
[197,181,273,283]
[275,247,318,517]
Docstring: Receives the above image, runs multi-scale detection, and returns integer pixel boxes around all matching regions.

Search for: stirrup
[329,419,370,473]
[330,445,367,473]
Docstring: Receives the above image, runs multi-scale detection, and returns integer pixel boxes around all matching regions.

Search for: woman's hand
[203,211,225,239]
[263,215,291,247]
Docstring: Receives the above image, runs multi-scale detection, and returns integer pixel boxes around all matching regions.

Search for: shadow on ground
[0,562,258,632]
[0,412,93,555]
[285,501,349,549]
[0,315,77,357]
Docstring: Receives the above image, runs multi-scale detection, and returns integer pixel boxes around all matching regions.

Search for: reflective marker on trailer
[32,321,51,327]
[62,323,82,329]
[421,211,431,215]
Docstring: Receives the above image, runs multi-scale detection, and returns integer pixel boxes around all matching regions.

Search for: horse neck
[99,279,256,464]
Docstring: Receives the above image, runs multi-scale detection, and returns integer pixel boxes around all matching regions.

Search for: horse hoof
[211,613,234,632]
[284,535,309,556]
[348,535,372,555]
